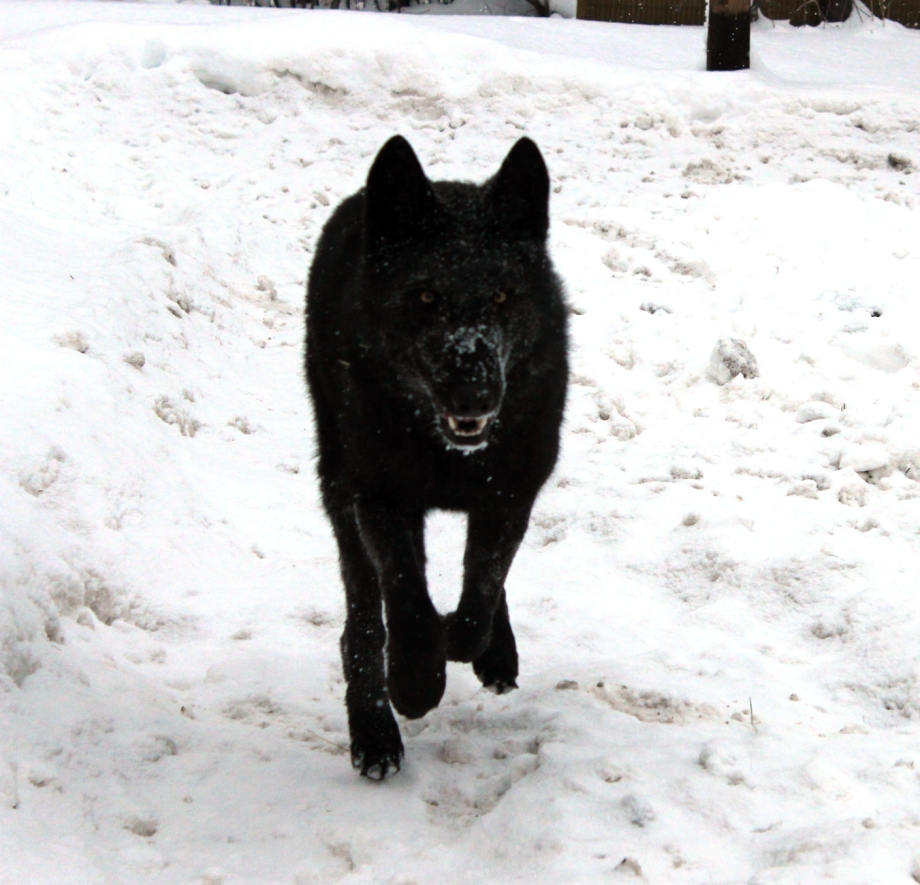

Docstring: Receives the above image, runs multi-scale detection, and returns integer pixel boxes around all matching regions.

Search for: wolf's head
[361,136,559,452]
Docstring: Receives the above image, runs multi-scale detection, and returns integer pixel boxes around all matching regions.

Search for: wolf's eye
[494,290,508,304]
[419,291,435,304]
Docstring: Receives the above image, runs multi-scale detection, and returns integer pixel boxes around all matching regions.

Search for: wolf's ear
[490,138,549,242]
[365,136,434,250]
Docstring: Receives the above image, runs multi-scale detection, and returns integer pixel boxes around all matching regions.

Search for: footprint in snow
[417,707,550,828]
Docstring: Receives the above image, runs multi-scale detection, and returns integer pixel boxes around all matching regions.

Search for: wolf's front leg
[330,506,403,779]
[355,501,446,720]
[472,589,518,694]
[446,502,533,667]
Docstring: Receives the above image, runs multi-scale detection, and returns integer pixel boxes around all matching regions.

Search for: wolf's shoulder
[308,190,366,309]
[314,189,365,260]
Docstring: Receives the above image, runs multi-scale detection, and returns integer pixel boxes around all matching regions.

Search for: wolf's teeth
[446,414,489,436]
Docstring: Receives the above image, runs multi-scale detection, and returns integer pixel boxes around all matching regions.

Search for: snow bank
[2,3,920,883]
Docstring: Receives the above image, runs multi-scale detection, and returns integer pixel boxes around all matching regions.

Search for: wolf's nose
[446,383,497,418]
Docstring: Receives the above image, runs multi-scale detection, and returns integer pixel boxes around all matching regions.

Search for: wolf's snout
[436,381,502,446]
[444,382,498,419]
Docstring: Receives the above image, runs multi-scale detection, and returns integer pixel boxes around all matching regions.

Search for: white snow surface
[2,3,920,883]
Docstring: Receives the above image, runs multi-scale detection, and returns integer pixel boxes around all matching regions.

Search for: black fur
[305,136,568,778]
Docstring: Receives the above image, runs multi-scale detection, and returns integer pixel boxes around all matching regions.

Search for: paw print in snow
[20,447,66,497]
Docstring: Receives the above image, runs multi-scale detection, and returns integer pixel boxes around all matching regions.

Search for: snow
[2,2,920,882]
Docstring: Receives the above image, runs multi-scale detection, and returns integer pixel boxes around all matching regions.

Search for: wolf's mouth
[437,409,496,449]
[445,413,491,437]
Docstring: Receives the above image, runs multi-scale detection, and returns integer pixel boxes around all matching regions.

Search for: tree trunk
[707,0,751,72]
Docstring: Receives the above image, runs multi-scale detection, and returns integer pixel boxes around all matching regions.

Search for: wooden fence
[577,0,920,26]
[577,0,704,23]
[861,0,920,25]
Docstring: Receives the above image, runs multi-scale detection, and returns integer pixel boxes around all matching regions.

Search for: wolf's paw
[349,709,404,780]
[386,619,447,720]
[387,657,446,720]
[473,637,519,695]
[444,612,491,663]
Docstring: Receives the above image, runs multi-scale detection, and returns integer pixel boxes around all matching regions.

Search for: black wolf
[305,136,568,778]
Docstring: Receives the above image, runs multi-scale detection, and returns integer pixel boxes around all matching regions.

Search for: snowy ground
[2,3,920,883]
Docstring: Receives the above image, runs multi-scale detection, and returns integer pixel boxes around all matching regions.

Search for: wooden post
[707,0,751,71]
